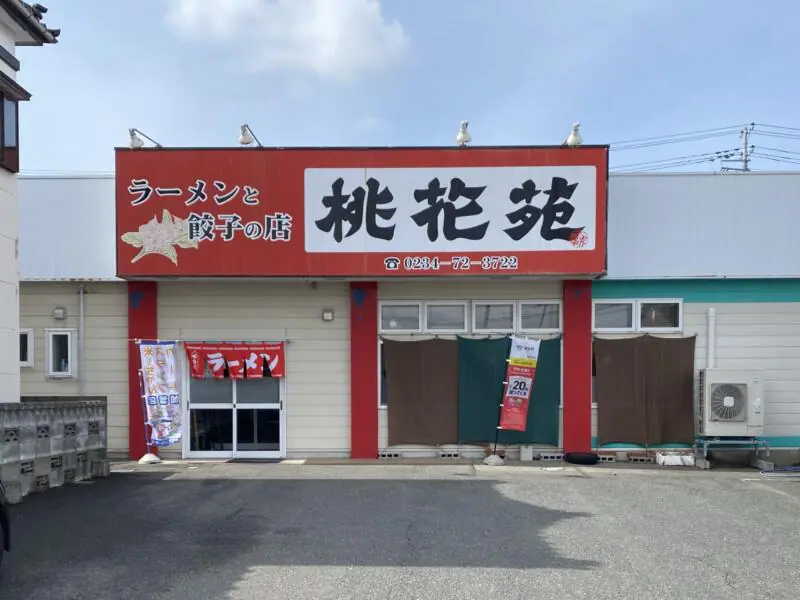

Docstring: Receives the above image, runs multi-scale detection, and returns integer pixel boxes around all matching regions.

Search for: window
[639,300,682,331]
[45,329,75,378]
[593,300,683,333]
[519,301,561,332]
[379,302,421,333]
[593,301,635,332]
[19,328,33,367]
[1,96,18,173]
[424,302,467,333]
[237,377,281,404]
[189,376,233,403]
[473,302,515,333]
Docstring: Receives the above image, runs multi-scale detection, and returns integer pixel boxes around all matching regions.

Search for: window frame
[472,300,517,334]
[0,95,19,173]
[423,300,469,334]
[638,298,683,333]
[592,299,684,333]
[19,328,34,368]
[517,300,563,334]
[378,301,422,334]
[45,328,76,379]
[592,299,637,333]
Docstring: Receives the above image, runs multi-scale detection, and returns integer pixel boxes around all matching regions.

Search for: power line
[611,130,743,151]
[613,158,721,173]
[613,155,720,173]
[611,149,737,171]
[754,146,800,157]
[750,152,800,166]
[607,124,747,147]
[755,123,800,133]
[752,130,800,142]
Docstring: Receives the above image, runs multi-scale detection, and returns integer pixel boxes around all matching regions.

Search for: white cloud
[163,0,409,82]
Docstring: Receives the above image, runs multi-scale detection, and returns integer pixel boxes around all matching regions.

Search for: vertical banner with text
[499,336,541,431]
[139,341,183,446]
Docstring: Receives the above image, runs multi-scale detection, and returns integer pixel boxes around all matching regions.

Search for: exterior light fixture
[239,124,263,147]
[322,308,335,322]
[128,128,162,149]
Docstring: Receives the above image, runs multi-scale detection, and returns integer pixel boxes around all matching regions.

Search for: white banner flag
[139,341,182,446]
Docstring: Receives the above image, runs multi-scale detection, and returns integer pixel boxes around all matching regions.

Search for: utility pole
[720,124,754,172]
[740,124,751,172]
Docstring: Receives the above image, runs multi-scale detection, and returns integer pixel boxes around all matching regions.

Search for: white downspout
[706,307,716,369]
[78,284,86,397]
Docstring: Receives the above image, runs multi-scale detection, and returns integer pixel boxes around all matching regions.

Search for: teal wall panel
[591,436,800,449]
[593,279,800,303]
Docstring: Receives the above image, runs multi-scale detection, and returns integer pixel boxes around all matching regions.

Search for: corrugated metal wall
[607,172,800,279]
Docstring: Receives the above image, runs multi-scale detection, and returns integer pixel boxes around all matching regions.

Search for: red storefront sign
[183,342,285,379]
[115,147,608,277]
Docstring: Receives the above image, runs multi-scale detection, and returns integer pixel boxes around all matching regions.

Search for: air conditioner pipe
[706,307,716,370]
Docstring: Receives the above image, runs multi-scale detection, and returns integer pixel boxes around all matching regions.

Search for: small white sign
[304,166,597,253]
[509,336,542,362]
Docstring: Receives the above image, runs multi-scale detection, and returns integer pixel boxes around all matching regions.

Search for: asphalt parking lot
[1,462,799,600]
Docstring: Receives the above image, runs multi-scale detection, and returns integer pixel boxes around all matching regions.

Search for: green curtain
[457,336,561,446]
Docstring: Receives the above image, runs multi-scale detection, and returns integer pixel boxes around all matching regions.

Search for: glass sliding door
[187,377,235,458]
[234,377,284,458]
[185,374,285,459]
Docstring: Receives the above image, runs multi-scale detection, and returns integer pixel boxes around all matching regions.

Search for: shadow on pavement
[1,470,599,599]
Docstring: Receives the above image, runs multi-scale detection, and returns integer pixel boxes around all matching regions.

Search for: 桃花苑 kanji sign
[115,147,608,277]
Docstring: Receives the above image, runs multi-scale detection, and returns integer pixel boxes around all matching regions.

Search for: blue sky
[15,0,800,174]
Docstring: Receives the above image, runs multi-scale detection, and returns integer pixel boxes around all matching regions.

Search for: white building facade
[0,0,58,404]
[17,167,800,463]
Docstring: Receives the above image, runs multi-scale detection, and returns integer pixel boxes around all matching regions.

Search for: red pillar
[349,281,378,459]
[562,280,592,453]
[127,281,158,460]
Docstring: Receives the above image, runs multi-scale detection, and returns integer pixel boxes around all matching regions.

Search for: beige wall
[19,282,129,454]
[157,281,351,458]
[688,302,800,441]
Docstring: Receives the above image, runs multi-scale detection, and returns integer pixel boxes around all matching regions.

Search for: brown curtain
[384,339,459,446]
[594,337,648,446]
[645,336,697,445]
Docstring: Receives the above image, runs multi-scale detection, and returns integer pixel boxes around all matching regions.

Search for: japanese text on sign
[127,179,261,207]
[186,212,293,242]
[124,178,294,248]
[304,166,596,254]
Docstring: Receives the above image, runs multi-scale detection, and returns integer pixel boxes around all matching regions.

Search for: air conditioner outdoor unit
[697,369,765,438]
